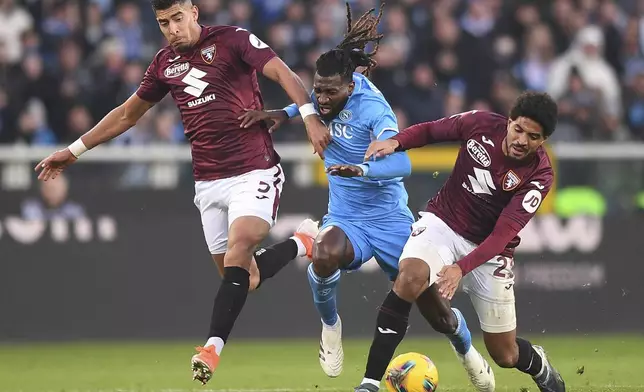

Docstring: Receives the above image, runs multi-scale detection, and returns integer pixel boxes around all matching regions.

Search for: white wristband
[68,138,88,158]
[299,103,317,119]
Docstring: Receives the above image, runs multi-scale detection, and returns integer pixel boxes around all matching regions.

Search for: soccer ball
[384,352,439,392]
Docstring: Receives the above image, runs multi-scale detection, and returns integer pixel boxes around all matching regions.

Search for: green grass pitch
[0,335,641,392]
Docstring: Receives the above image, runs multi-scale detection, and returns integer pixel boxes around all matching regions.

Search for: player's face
[313,73,354,121]
[504,116,546,160]
[155,3,200,53]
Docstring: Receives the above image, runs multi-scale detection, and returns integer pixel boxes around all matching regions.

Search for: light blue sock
[447,308,472,355]
[307,263,341,326]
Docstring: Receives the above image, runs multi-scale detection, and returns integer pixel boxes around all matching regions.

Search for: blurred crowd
[3,0,644,145]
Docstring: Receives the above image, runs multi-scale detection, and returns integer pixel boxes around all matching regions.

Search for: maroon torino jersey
[394,110,553,257]
[136,25,279,181]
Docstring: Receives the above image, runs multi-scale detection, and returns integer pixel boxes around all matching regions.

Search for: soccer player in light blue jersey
[239,4,493,391]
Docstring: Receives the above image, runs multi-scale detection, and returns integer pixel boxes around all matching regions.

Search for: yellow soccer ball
[384,352,439,392]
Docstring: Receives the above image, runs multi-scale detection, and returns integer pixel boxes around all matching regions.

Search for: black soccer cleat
[532,345,566,392]
[354,382,380,392]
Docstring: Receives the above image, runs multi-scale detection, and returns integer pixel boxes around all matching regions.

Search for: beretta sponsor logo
[466,139,491,167]
[164,62,190,78]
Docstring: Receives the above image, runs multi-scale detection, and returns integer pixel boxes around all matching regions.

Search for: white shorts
[400,212,516,333]
[193,165,285,254]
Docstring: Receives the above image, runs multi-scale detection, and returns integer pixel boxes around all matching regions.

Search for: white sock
[322,316,341,329]
[291,236,307,257]
[361,378,380,388]
[205,337,225,355]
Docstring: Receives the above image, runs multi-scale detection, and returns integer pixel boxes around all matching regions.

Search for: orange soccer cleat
[191,345,220,385]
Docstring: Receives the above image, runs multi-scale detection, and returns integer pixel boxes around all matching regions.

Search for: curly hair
[509,91,559,137]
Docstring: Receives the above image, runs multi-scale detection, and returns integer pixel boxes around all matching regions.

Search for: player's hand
[303,116,331,159]
[34,149,77,181]
[364,139,399,160]
[327,164,364,177]
[436,264,463,300]
[238,109,288,133]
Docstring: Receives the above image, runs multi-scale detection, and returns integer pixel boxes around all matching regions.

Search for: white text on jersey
[330,122,353,139]
[188,93,216,108]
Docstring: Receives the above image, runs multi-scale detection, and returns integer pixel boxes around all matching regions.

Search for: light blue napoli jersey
[320,73,411,221]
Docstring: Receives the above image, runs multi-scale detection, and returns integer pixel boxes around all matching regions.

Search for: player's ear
[348,81,355,95]
[191,4,199,21]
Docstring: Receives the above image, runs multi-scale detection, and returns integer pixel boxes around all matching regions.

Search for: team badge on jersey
[339,110,352,122]
[200,45,216,64]
[502,170,521,191]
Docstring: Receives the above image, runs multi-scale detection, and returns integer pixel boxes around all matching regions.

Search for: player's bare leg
[211,227,311,292]
[483,331,565,392]
[308,224,355,377]
[192,216,270,385]
[416,285,495,392]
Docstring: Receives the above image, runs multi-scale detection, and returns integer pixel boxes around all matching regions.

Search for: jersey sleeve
[135,54,170,103]
[282,91,315,118]
[230,27,277,73]
[500,167,554,228]
[369,101,399,139]
[393,110,481,150]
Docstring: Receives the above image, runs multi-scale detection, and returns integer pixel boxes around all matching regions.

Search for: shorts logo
[164,62,190,78]
[411,227,426,237]
[200,45,216,64]
[338,110,352,122]
[502,170,521,191]
[466,139,491,167]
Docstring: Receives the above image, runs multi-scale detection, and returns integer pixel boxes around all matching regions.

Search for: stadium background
[0,0,642,391]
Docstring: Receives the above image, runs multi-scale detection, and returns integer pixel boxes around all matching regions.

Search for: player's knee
[489,349,518,368]
[394,259,429,301]
[429,311,458,335]
[312,227,348,276]
[312,241,343,277]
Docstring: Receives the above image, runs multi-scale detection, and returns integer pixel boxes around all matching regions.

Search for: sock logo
[317,288,332,296]
[377,327,398,334]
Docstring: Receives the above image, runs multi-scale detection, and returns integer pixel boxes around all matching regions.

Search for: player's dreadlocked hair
[316,3,385,82]
[150,0,191,11]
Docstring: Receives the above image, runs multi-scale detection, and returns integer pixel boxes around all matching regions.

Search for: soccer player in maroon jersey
[355,92,566,392]
[34,0,329,385]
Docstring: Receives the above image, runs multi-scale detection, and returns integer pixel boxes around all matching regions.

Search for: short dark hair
[150,0,190,11]
[509,91,558,138]
[315,2,384,83]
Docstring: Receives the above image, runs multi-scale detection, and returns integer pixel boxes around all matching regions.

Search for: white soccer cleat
[451,344,496,392]
[319,316,344,377]
[296,218,320,239]
[293,218,319,259]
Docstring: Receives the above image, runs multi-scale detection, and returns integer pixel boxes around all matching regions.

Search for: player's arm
[357,107,411,179]
[262,58,313,111]
[232,27,330,156]
[262,58,331,156]
[35,93,156,181]
[35,55,167,180]
[455,171,554,276]
[239,92,315,132]
[364,110,479,160]
[77,94,155,149]
[68,53,168,153]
